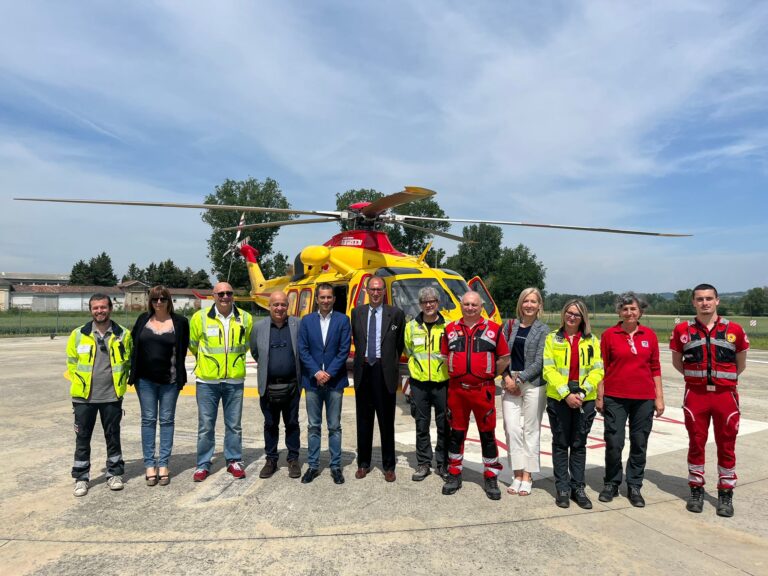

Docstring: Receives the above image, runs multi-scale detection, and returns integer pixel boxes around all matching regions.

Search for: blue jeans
[136,378,180,469]
[305,386,344,469]
[195,381,244,470]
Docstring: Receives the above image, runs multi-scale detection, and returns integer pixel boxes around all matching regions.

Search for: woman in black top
[129,286,190,486]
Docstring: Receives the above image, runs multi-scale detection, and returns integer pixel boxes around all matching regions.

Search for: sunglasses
[215,291,234,297]
[565,311,583,319]
[150,297,168,303]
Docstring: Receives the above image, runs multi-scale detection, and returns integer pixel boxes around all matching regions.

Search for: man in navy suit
[298,283,352,485]
[351,275,405,482]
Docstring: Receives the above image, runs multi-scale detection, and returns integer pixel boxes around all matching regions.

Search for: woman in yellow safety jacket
[403,286,449,480]
[542,298,604,510]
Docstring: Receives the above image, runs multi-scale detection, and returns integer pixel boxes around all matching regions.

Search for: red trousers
[446,381,501,478]
[682,386,740,489]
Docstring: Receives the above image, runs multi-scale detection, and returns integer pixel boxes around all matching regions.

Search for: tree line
[69,253,211,289]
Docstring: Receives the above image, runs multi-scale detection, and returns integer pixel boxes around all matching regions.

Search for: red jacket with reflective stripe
[441,318,510,384]
[670,317,749,387]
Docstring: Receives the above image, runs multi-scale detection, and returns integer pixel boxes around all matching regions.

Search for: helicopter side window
[332,285,348,313]
[443,278,470,305]
[298,288,313,316]
[287,290,298,316]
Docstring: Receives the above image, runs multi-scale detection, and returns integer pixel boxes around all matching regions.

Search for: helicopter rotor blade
[360,186,436,218]
[14,197,341,218]
[398,215,691,237]
[394,220,474,243]
[221,217,339,232]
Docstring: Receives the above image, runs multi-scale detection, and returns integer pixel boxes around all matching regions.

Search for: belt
[451,380,494,390]
[268,377,297,385]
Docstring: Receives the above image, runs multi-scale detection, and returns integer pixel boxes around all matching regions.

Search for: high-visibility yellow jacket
[542,329,604,401]
[189,306,253,381]
[66,320,132,400]
[404,313,448,383]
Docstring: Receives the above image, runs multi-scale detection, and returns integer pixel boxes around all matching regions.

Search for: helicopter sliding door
[332,284,348,313]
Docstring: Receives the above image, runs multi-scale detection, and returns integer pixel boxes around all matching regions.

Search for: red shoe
[193,468,209,482]
[227,461,246,479]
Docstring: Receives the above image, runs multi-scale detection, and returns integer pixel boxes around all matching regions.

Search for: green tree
[155,259,188,287]
[202,177,293,289]
[741,286,767,316]
[445,224,503,280]
[122,263,145,283]
[69,260,90,285]
[489,244,546,317]
[674,289,695,316]
[89,252,118,286]
[186,268,213,289]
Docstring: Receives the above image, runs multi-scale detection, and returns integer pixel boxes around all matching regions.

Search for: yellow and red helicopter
[15,186,688,325]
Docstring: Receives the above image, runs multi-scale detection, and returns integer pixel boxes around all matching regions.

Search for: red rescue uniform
[441,318,510,478]
[670,317,749,489]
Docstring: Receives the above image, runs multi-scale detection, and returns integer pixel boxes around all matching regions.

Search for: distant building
[0,272,70,286]
[1,281,207,312]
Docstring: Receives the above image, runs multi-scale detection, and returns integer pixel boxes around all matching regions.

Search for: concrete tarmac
[0,337,766,576]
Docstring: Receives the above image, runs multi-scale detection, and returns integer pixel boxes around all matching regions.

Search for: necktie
[367,308,377,364]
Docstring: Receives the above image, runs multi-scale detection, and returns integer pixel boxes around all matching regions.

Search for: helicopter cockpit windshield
[390,277,463,320]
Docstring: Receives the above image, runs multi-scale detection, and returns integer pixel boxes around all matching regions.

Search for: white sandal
[507,478,523,495]
[518,480,533,496]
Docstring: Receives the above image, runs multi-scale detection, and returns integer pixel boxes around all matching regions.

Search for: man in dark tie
[351,275,405,482]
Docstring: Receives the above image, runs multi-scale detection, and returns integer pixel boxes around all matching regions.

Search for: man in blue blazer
[298,283,352,484]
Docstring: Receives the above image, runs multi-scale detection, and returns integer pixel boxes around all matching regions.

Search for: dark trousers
[72,400,124,481]
[603,396,655,488]
[356,362,396,471]
[259,389,301,462]
[410,379,448,468]
[546,397,596,493]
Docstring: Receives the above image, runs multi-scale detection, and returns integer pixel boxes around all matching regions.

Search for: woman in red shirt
[597,292,664,507]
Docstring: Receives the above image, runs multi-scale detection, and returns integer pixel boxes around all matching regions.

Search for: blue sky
[1,1,766,294]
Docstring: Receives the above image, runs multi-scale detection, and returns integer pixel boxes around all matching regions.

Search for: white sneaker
[73,480,89,497]
[106,476,124,491]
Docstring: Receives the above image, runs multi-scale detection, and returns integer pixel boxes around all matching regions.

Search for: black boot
[716,489,734,517]
[686,486,704,513]
[442,473,462,495]
[484,476,501,501]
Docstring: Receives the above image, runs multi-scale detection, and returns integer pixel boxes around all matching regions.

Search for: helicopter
[15,186,689,325]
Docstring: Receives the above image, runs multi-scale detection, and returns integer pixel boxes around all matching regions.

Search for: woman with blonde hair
[128,286,190,486]
[542,299,604,509]
[501,288,549,496]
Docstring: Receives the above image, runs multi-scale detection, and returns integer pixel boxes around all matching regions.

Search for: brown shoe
[259,459,278,479]
[384,470,397,483]
[355,467,371,479]
[288,460,302,479]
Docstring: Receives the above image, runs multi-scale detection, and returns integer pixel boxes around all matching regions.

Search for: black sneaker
[598,483,619,503]
[411,464,431,482]
[556,491,570,508]
[686,486,704,513]
[716,489,734,517]
[627,485,645,507]
[484,476,501,501]
[442,473,462,495]
[571,486,593,509]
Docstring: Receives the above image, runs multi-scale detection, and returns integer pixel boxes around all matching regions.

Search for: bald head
[460,290,483,326]
[213,281,234,315]
[269,291,289,325]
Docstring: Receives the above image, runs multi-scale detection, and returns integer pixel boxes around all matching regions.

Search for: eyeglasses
[627,336,638,355]
[420,299,439,305]
[215,291,234,297]
[150,297,168,303]
[565,311,583,319]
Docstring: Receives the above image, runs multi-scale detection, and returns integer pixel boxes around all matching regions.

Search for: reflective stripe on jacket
[678,318,740,387]
[66,320,132,399]
[189,305,253,381]
[542,329,604,401]
[404,313,448,383]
